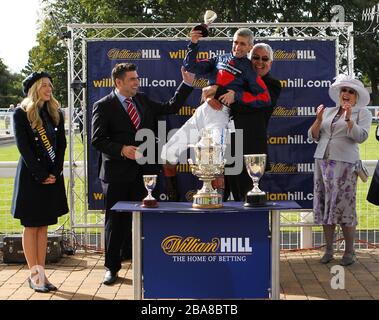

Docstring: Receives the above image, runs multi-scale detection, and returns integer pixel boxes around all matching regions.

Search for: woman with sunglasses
[308,75,371,266]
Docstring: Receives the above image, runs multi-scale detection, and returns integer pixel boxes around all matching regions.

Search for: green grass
[0,135,85,162]
[0,144,20,161]
[359,124,379,160]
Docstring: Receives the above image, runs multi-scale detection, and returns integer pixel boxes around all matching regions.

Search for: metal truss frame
[66,22,354,236]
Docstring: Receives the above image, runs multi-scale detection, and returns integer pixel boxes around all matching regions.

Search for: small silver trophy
[188,128,226,208]
[193,10,217,37]
[142,175,158,208]
[244,154,267,207]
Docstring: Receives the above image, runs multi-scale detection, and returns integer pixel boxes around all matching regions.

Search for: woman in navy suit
[11,71,68,292]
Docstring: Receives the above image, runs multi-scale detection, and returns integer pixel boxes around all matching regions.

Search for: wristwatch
[345,118,351,122]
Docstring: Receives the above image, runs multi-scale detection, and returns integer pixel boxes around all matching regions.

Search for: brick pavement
[1,249,379,300]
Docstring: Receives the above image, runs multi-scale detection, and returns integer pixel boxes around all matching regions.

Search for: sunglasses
[252,55,270,62]
[341,88,356,95]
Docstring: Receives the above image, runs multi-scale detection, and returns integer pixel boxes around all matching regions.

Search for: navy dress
[11,105,68,227]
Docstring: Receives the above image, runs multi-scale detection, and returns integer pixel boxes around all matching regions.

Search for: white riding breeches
[161,102,230,164]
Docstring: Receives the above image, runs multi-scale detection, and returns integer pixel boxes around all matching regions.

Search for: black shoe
[340,252,357,266]
[320,253,334,264]
[45,282,58,291]
[28,277,49,293]
[103,271,118,285]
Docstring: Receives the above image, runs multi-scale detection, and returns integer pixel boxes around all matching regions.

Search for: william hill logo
[272,106,317,117]
[274,49,316,60]
[268,163,315,173]
[107,48,161,60]
[161,235,252,255]
[192,78,209,89]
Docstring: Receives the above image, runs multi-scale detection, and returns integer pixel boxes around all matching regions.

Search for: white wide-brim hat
[328,74,370,108]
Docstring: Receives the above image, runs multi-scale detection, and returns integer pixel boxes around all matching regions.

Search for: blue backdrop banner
[86,39,335,210]
[142,210,270,299]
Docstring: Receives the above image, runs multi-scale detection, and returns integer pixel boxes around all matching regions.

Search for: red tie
[125,98,141,130]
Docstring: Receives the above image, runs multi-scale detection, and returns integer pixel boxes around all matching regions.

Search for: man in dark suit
[225,43,282,201]
[91,63,194,285]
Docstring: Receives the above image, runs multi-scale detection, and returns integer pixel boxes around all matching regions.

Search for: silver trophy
[193,10,217,37]
[188,128,226,208]
[244,154,267,207]
[142,175,158,208]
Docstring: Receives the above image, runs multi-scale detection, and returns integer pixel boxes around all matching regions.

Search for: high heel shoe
[28,277,49,293]
[45,282,58,291]
[320,252,334,264]
[340,252,357,266]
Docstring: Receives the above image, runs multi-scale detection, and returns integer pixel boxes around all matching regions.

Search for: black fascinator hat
[22,71,52,96]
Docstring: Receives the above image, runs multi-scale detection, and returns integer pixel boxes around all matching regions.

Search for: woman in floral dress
[308,75,371,266]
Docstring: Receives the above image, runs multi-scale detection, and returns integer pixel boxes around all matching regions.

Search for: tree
[26,0,379,105]
[345,0,379,104]
[25,22,67,106]
[0,58,23,107]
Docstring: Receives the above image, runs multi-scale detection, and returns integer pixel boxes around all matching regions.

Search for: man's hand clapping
[342,101,352,121]
[316,104,326,123]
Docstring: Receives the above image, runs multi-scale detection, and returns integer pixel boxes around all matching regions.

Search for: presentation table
[112,201,301,300]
